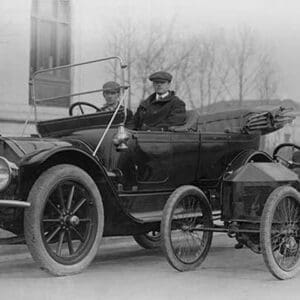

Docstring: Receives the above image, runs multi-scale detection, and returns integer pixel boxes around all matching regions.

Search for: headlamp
[0,157,17,191]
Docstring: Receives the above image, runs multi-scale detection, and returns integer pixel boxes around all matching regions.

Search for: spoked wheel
[24,164,104,276]
[161,185,213,271]
[260,186,300,280]
[133,230,161,249]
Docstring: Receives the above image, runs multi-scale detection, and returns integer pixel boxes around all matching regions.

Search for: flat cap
[149,71,172,82]
[102,81,121,92]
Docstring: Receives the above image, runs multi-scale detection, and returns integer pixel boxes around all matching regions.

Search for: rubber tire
[260,185,300,280]
[133,232,161,249]
[161,185,213,271]
[24,164,104,276]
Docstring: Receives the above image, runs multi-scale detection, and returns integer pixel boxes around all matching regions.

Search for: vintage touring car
[0,57,299,279]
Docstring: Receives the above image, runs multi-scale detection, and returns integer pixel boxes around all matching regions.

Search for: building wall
[0,0,32,135]
[0,0,71,136]
[0,0,118,137]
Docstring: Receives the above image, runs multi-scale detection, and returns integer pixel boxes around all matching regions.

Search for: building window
[30,0,71,107]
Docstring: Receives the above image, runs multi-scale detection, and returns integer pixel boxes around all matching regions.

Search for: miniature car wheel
[161,185,213,271]
[133,230,161,249]
[260,186,300,280]
[24,164,104,276]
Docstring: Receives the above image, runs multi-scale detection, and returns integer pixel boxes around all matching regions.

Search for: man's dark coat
[133,91,186,130]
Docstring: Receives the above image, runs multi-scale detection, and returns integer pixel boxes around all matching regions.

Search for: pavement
[0,229,228,265]
[0,232,144,263]
[1,232,300,300]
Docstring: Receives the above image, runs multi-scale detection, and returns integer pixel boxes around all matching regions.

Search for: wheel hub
[60,214,80,227]
[286,237,297,250]
[68,215,80,226]
[280,236,298,256]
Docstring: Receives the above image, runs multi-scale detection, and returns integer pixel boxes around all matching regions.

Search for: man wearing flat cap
[133,71,186,130]
[99,81,121,112]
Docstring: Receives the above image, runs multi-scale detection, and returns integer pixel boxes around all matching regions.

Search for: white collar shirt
[156,91,169,101]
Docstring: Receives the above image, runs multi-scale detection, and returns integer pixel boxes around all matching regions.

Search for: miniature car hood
[224,162,299,182]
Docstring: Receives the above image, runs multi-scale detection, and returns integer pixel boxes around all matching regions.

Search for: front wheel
[24,164,104,276]
[260,186,300,280]
[161,185,213,271]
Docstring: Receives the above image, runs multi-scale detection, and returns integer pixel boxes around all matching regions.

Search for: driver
[100,81,122,112]
[100,81,133,122]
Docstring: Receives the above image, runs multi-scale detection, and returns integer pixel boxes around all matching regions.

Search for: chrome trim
[0,200,30,208]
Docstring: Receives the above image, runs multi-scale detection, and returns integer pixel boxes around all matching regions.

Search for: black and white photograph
[0,0,300,299]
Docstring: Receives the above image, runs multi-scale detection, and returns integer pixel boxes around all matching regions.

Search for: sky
[99,0,300,102]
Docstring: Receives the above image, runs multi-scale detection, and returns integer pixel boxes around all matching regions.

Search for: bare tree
[225,27,260,105]
[105,21,280,111]
[194,38,211,110]
[168,38,197,109]
[120,17,193,106]
[255,54,279,101]
[134,19,185,100]
[105,19,137,109]
[193,32,232,111]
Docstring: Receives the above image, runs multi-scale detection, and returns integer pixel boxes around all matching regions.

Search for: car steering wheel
[273,143,300,168]
[69,102,100,116]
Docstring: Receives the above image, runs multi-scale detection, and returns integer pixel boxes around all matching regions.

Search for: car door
[131,131,172,189]
[169,131,200,186]
[117,130,200,219]
[114,131,172,217]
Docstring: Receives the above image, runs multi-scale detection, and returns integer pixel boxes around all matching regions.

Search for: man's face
[153,81,170,95]
[103,90,120,105]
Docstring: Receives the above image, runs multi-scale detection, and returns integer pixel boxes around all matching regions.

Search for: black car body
[0,107,266,232]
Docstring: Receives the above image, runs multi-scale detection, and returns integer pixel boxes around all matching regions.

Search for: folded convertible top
[172,106,295,135]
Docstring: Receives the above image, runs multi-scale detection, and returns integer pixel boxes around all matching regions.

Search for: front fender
[20,146,95,166]
[18,144,111,198]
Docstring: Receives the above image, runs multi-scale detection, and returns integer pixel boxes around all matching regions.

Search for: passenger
[100,81,121,112]
[133,71,186,131]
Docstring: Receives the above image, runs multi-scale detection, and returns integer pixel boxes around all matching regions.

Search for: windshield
[29,56,128,123]
[24,56,130,155]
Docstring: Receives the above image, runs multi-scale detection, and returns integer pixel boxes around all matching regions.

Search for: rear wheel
[24,164,104,276]
[260,186,300,280]
[133,230,161,249]
[161,185,213,271]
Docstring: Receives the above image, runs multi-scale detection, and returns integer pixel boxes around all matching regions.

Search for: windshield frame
[27,56,129,156]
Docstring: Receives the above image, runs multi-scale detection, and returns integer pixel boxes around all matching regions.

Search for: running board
[131,210,221,222]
